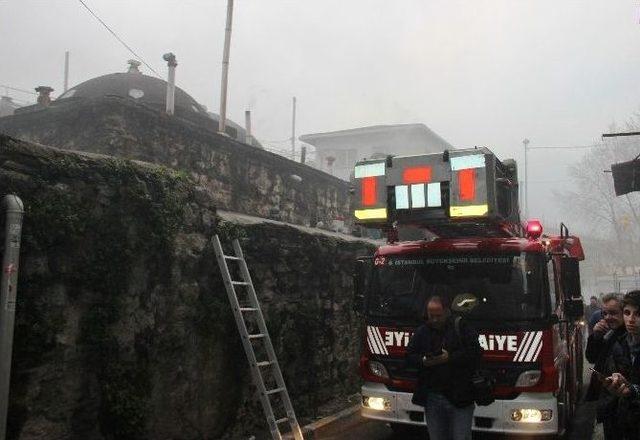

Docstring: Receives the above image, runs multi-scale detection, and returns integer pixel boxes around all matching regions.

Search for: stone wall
[0,97,352,229]
[0,134,375,439]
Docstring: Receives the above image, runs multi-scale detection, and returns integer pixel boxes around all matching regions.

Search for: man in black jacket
[603,290,640,440]
[406,295,482,440]
[585,293,625,440]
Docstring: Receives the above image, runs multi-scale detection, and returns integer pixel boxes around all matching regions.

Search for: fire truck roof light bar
[411,184,426,208]
[450,154,485,170]
[428,182,442,207]
[395,185,409,209]
[355,162,386,178]
[402,166,432,184]
[355,208,388,220]
[450,204,489,217]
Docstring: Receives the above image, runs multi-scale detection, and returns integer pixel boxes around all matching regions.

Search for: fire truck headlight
[368,360,389,379]
[510,408,552,423]
[363,396,391,411]
[515,370,542,387]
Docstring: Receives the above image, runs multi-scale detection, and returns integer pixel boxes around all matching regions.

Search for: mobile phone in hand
[589,367,606,382]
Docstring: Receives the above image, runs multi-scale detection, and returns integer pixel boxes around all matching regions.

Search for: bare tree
[554,125,640,271]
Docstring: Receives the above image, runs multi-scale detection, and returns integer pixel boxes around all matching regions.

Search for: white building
[299,123,452,181]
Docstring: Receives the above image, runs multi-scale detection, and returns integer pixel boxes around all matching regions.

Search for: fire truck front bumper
[473,392,559,436]
[360,382,427,426]
[361,383,559,436]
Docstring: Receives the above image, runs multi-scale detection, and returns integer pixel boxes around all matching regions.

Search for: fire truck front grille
[383,358,418,381]
[382,360,538,388]
[487,362,539,387]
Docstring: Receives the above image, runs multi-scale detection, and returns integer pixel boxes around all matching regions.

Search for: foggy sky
[2,0,640,226]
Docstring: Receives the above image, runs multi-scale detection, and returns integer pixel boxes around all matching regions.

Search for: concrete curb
[284,404,364,439]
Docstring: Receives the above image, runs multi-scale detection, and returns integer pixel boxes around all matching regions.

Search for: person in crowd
[585,293,625,439]
[602,290,640,439]
[587,295,603,335]
[405,295,482,440]
[586,295,602,321]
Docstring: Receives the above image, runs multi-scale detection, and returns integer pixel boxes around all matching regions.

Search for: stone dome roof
[58,62,208,118]
[20,61,261,146]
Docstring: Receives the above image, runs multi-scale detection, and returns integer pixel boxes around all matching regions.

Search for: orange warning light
[402,166,432,184]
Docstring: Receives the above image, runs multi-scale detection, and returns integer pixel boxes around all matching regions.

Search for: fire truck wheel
[575,338,584,392]
[558,379,574,439]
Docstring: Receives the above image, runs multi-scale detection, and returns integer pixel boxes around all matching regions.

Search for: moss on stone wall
[0,135,375,439]
[1,135,197,438]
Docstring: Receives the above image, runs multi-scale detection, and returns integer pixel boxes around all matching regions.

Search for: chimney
[35,86,54,107]
[244,110,252,145]
[127,59,142,73]
[162,53,177,115]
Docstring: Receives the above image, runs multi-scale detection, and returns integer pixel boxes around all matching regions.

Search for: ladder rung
[256,361,274,367]
[231,281,249,286]
[248,333,265,339]
[239,307,258,312]
[265,387,285,395]
[275,417,289,424]
[224,255,241,261]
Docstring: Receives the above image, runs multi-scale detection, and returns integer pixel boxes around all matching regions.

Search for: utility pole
[291,96,296,160]
[218,0,234,134]
[522,138,530,218]
[63,51,69,93]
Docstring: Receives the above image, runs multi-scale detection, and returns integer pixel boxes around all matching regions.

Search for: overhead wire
[262,138,293,144]
[76,0,162,78]
[526,143,603,150]
[0,85,36,95]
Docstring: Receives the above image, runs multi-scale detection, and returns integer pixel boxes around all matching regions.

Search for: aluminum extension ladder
[213,235,304,440]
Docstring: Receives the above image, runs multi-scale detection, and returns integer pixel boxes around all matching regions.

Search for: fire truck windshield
[367,253,549,322]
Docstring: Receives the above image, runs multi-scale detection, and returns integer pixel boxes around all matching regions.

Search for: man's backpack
[454,316,495,406]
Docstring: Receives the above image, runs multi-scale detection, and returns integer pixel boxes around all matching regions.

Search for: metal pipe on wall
[0,195,24,440]
[218,0,234,133]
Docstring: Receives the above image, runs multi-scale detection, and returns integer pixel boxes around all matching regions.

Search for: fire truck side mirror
[560,258,583,320]
[564,298,584,321]
[560,258,581,298]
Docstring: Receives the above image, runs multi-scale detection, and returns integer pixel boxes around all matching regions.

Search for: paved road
[323,402,597,440]
[323,355,602,440]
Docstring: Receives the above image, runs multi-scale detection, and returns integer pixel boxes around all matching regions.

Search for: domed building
[14,60,260,146]
[0,59,350,231]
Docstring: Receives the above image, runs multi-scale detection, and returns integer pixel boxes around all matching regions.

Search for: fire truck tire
[575,338,584,392]
[555,370,572,439]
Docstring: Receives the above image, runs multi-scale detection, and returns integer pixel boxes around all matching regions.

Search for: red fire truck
[352,148,585,438]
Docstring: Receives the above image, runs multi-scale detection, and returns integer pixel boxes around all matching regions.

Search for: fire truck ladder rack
[213,235,304,440]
